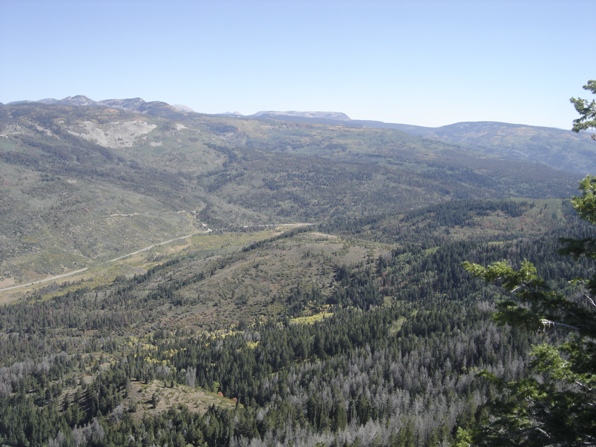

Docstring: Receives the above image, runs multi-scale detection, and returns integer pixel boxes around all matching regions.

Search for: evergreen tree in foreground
[462,80,596,446]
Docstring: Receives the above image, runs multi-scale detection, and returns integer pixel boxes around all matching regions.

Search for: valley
[0,98,594,446]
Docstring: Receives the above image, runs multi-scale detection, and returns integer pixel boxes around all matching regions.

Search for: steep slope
[1,198,593,446]
[0,100,581,284]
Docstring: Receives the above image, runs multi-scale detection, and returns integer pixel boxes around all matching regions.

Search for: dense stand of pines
[1,205,590,446]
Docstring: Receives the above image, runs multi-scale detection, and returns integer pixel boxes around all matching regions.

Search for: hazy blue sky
[1,0,594,128]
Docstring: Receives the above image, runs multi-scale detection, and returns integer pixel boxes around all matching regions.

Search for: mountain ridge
[17,95,194,118]
[3,96,594,174]
[252,110,351,120]
[0,99,580,284]
[9,95,579,130]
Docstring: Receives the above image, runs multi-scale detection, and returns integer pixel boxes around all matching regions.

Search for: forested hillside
[0,101,579,284]
[248,113,596,175]
[0,196,592,446]
[0,99,593,446]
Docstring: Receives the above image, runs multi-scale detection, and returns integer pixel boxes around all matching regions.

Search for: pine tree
[462,80,596,446]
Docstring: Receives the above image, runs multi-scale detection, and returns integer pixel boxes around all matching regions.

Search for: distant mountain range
[12,95,593,175]
[7,95,194,118]
[2,96,586,282]
[252,111,351,120]
[245,109,596,176]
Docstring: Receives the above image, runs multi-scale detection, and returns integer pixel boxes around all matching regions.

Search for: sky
[0,0,594,129]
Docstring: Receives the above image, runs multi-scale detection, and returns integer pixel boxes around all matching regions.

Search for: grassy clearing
[290,311,333,325]
[388,316,407,335]
[125,380,237,420]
